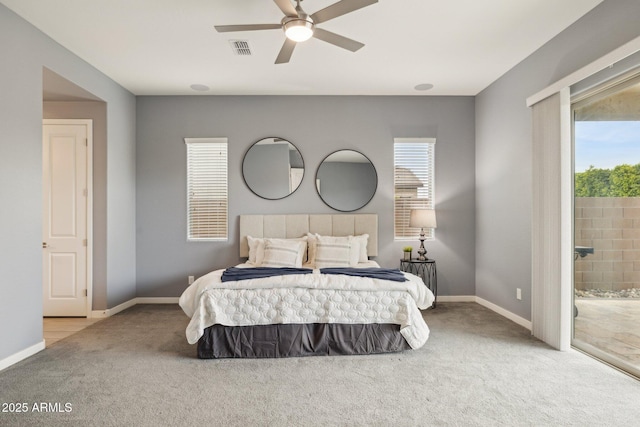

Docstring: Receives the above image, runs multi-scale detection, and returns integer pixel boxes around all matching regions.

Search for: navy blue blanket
[320,268,408,282]
[221,267,312,282]
[221,267,408,283]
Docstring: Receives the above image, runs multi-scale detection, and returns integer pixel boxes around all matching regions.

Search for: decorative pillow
[247,236,307,266]
[306,233,319,265]
[314,235,358,268]
[296,235,309,264]
[282,236,308,264]
[246,236,265,265]
[353,234,369,262]
[261,239,306,268]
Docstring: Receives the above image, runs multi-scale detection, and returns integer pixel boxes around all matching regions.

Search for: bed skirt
[197,323,411,359]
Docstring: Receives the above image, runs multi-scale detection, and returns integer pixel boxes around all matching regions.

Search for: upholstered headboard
[239,214,378,258]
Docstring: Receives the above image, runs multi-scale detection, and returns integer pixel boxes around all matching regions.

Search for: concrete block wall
[575,197,640,291]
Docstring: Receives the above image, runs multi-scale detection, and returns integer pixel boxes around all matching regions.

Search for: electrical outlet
[516,288,522,300]
[188,275,195,285]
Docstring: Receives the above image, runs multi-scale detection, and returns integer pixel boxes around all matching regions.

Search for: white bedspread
[179,265,435,349]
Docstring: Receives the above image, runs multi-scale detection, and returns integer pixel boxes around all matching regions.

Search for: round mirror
[316,150,377,212]
[242,137,304,200]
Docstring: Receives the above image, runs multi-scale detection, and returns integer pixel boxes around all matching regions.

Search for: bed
[179,214,435,358]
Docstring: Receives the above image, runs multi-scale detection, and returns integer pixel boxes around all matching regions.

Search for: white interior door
[42,120,92,317]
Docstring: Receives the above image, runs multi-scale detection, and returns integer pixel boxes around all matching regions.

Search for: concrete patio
[574,298,640,372]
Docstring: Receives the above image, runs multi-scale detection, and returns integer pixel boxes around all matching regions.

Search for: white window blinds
[184,138,228,241]
[394,138,436,240]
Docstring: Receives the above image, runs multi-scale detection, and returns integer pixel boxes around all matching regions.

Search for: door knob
[42,242,48,248]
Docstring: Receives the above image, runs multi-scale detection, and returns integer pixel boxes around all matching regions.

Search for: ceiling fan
[214,0,378,64]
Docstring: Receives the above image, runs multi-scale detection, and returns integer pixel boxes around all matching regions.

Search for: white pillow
[314,235,358,268]
[307,233,362,266]
[246,236,265,265]
[261,239,306,268]
[353,234,369,262]
[314,242,351,268]
[306,233,319,265]
[247,236,307,266]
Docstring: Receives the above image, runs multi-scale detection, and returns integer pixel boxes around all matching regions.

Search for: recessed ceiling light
[190,84,210,92]
[414,83,434,91]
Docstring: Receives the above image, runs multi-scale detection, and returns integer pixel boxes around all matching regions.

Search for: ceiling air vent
[229,40,252,56]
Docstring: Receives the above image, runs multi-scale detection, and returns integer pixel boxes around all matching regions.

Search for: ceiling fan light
[284,19,314,42]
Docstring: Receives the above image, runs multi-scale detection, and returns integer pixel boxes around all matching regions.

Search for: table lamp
[409,208,437,261]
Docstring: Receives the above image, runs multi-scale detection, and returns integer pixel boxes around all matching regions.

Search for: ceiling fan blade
[273,0,298,17]
[312,28,364,52]
[310,0,378,24]
[214,24,281,33]
[275,38,297,64]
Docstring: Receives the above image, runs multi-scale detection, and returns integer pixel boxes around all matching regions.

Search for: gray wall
[136,96,476,298]
[0,4,136,361]
[475,0,640,320]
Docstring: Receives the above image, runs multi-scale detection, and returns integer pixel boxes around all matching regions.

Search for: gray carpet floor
[1,303,640,426]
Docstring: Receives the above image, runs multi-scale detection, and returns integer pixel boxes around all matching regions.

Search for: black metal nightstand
[400,258,437,308]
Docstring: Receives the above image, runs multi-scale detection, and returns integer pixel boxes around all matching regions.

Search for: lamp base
[417,228,427,261]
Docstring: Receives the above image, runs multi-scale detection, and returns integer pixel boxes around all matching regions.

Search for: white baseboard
[91,297,179,318]
[91,298,137,318]
[4,295,530,372]
[0,340,45,372]
[436,296,532,331]
[2,298,180,372]
[438,295,477,302]
[136,297,180,304]
[475,297,532,330]
[91,295,531,333]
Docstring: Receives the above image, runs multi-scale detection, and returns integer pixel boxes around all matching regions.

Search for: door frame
[527,36,640,352]
[570,72,640,379]
[43,119,93,317]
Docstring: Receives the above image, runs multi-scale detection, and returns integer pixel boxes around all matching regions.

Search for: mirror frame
[315,149,378,212]
[242,137,305,200]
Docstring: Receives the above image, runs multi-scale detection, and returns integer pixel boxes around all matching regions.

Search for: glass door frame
[571,71,640,379]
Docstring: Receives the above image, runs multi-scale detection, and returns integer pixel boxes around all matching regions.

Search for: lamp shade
[410,208,437,228]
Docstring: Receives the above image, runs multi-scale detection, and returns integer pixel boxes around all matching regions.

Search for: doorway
[572,74,640,377]
[42,119,93,317]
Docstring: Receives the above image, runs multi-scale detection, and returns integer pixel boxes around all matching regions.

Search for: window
[394,138,435,240]
[185,138,228,241]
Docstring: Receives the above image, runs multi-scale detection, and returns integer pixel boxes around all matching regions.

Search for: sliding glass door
[573,75,640,378]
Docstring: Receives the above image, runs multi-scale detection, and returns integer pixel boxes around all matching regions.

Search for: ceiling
[2,0,604,96]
